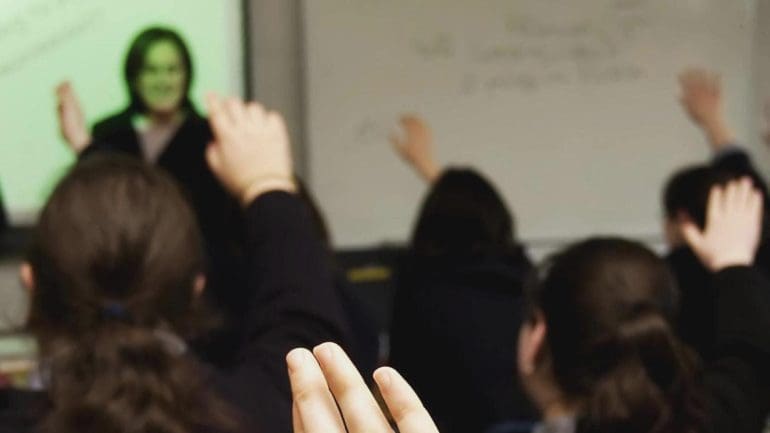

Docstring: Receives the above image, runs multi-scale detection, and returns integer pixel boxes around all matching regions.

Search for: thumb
[679,218,705,254]
[205,142,223,175]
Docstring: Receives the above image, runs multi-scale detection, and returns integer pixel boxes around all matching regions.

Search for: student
[55,27,245,363]
[388,115,535,432]
[287,179,770,433]
[0,96,350,433]
[664,68,770,360]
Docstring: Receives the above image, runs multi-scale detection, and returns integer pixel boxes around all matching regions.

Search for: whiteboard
[303,0,766,248]
[0,0,243,223]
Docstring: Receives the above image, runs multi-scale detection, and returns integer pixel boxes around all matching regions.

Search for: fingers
[56,82,68,98]
[205,142,222,173]
[679,216,704,254]
[225,97,249,127]
[292,403,306,433]
[287,348,346,433]
[313,343,392,433]
[374,367,440,433]
[400,115,419,129]
[749,183,764,224]
[246,102,264,127]
[679,68,720,99]
[208,94,272,139]
[721,178,756,215]
[734,177,753,210]
[723,179,740,213]
[706,183,724,225]
[56,82,73,112]
[679,68,713,88]
[206,93,231,139]
[400,115,427,135]
[693,178,764,270]
[287,343,438,433]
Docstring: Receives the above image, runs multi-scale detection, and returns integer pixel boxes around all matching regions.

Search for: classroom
[0,1,769,432]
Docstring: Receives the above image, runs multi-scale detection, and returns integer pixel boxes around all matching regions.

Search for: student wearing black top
[286,179,770,433]
[388,115,535,432]
[663,69,770,360]
[55,27,245,364]
[0,96,350,433]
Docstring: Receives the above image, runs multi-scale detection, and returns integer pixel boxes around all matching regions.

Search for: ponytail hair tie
[102,302,131,321]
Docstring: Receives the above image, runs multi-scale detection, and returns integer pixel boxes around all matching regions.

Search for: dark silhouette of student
[388,115,536,433]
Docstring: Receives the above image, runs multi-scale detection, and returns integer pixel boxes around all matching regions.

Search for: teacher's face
[137,40,186,116]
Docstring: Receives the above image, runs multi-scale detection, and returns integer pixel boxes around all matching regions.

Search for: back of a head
[531,238,706,433]
[663,165,748,230]
[410,168,515,257]
[27,156,236,433]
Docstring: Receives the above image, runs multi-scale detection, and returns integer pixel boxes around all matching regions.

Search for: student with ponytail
[511,178,769,433]
[517,239,707,433]
[0,96,350,433]
[18,156,238,433]
[285,178,770,433]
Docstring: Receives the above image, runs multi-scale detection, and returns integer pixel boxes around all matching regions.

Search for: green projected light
[0,0,243,224]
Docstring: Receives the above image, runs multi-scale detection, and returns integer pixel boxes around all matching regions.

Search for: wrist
[415,160,441,183]
[702,116,734,149]
[71,134,92,154]
[240,174,296,206]
[706,253,753,272]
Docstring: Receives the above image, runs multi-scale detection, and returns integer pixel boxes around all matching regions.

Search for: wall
[246,0,309,176]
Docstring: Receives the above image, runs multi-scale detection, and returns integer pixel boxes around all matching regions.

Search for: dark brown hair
[27,156,237,433]
[410,168,516,257]
[529,238,707,433]
[662,165,737,229]
[124,26,194,114]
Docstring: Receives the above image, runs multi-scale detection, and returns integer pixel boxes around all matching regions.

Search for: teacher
[55,26,245,364]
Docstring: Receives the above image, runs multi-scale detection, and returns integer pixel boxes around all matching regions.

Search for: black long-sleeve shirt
[0,191,351,433]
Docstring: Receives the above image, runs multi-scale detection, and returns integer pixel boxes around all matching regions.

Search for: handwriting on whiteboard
[410,3,651,95]
[0,0,103,77]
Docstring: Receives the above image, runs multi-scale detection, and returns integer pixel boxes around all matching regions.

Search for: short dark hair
[123,26,194,113]
[410,168,515,257]
[663,165,739,229]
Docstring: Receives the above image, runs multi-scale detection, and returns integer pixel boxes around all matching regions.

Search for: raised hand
[205,94,295,206]
[678,68,734,149]
[390,115,441,183]
[287,342,440,433]
[55,81,91,153]
[679,178,763,271]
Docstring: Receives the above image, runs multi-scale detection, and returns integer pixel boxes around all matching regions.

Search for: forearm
[701,116,736,153]
[705,265,770,432]
[240,191,350,352]
[713,266,770,356]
